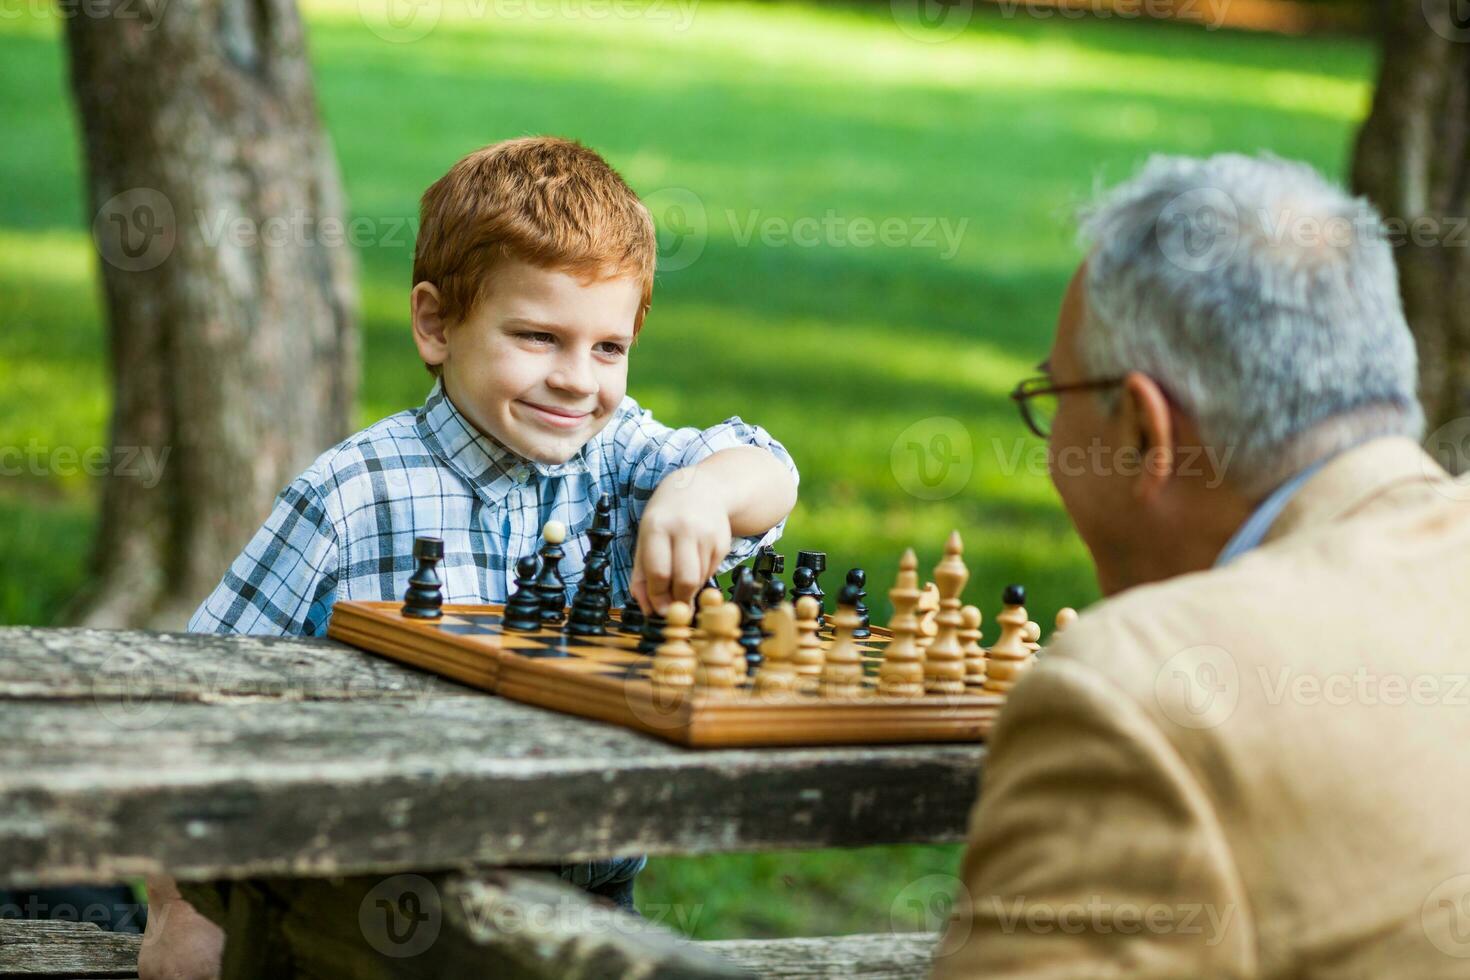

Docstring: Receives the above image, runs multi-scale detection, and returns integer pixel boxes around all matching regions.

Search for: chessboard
[327,599,1008,747]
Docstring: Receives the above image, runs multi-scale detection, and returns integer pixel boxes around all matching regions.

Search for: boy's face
[412,258,639,465]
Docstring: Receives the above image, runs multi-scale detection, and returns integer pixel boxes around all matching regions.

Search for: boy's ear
[411,282,450,368]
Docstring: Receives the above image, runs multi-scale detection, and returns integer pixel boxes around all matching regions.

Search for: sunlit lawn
[0,0,1371,938]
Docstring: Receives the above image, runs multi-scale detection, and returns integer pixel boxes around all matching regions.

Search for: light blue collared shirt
[1215,457,1332,566]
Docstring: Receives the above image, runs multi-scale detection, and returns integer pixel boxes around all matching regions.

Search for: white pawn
[651,601,696,689]
[694,602,742,693]
[960,605,986,689]
[793,596,825,689]
[878,549,925,698]
[984,585,1034,695]
[754,601,800,697]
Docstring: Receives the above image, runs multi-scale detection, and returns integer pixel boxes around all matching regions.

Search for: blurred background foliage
[0,0,1373,937]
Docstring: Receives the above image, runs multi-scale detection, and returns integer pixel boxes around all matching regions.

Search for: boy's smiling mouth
[516,399,593,429]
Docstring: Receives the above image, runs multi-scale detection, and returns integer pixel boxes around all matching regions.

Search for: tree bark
[1351,0,1470,471]
[62,0,358,629]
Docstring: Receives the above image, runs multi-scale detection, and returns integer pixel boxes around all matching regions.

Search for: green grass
[0,0,1372,938]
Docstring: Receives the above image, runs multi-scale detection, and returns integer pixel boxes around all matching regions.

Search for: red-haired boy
[144,138,798,978]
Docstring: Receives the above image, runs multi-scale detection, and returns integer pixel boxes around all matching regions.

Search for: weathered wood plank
[704,932,938,979]
[0,919,141,976]
[0,696,984,888]
[0,628,464,702]
[191,870,749,979]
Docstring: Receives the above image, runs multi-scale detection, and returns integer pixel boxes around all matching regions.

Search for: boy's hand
[631,467,732,615]
[629,446,798,616]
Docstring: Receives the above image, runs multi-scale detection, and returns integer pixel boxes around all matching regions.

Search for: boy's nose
[546,356,598,397]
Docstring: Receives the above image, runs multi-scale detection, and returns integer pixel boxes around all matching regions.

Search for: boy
[142,137,798,978]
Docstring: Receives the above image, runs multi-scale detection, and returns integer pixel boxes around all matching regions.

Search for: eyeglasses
[1009,375,1125,439]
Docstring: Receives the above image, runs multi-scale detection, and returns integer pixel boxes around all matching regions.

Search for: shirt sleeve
[930,655,1256,980]
[612,405,799,572]
[186,475,341,637]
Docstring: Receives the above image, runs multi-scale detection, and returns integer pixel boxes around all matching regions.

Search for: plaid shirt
[189,378,797,636]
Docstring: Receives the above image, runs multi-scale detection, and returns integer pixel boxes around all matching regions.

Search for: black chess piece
[845,567,870,639]
[619,525,645,634]
[795,551,827,614]
[735,571,764,673]
[402,536,444,619]
[792,565,824,628]
[1003,583,1027,606]
[619,600,646,634]
[503,554,543,632]
[567,553,612,637]
[638,607,667,655]
[587,494,614,554]
[761,577,787,609]
[534,524,568,626]
[752,546,785,584]
[726,564,751,604]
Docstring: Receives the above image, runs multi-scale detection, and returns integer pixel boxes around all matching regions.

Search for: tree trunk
[63,0,358,629]
[1351,0,1470,472]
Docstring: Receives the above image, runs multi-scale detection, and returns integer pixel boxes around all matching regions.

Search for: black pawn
[762,578,787,609]
[534,528,568,627]
[638,608,667,655]
[795,550,827,615]
[402,536,444,619]
[1003,583,1027,606]
[620,600,646,634]
[503,555,543,632]
[845,568,870,639]
[735,572,765,673]
[792,565,823,628]
[568,554,612,637]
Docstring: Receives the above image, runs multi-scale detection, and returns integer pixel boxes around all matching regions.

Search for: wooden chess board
[327,600,1006,747]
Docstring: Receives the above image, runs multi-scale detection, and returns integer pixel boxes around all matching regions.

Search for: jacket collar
[1263,436,1455,546]
[415,380,590,507]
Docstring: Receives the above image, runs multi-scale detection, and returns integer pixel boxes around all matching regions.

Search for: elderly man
[933,154,1470,978]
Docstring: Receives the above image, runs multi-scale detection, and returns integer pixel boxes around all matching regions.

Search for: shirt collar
[415,380,590,503]
[1215,457,1330,566]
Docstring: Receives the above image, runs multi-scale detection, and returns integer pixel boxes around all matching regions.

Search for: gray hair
[1077,153,1423,496]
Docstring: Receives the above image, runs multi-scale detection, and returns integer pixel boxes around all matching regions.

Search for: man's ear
[1120,370,1174,503]
[411,282,450,368]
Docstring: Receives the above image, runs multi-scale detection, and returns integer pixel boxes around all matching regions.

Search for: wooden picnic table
[0,626,983,977]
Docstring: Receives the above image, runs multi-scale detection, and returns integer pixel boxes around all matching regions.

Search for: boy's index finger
[640,530,674,613]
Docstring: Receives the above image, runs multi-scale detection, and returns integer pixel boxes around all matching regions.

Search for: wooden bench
[0,627,978,977]
[0,918,940,979]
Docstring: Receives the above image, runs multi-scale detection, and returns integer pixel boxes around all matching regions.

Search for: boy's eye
[595,342,627,357]
[517,331,556,345]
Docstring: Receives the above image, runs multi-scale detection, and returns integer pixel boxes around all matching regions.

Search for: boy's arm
[188,475,340,637]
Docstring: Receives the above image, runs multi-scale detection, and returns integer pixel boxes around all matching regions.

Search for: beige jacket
[934,438,1470,979]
